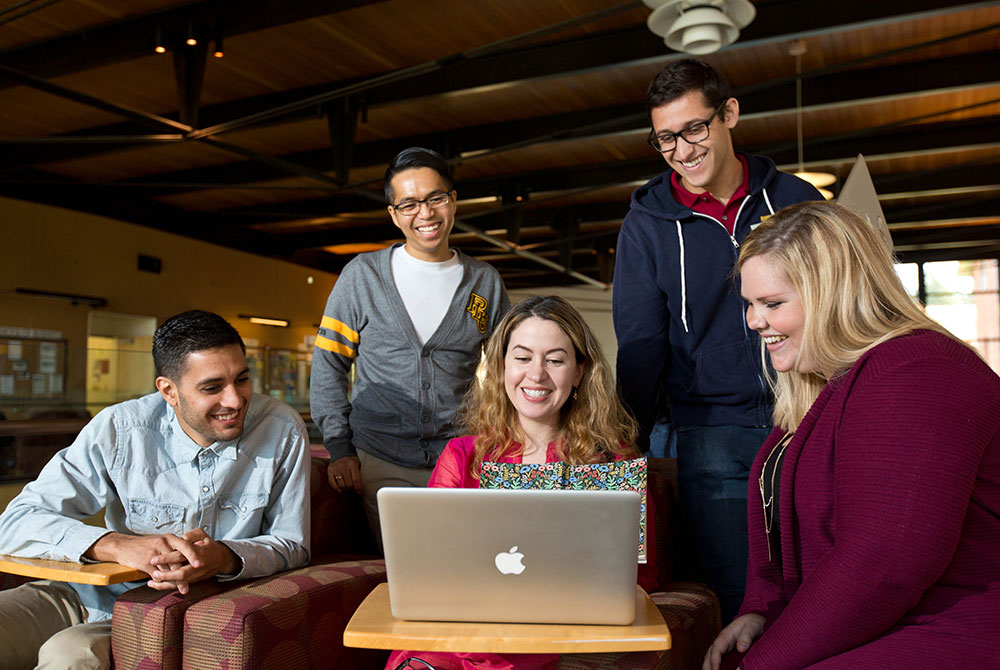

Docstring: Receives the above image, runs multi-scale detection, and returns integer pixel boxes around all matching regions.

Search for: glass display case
[246,346,311,413]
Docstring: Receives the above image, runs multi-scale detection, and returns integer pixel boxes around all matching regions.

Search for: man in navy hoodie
[613,59,821,621]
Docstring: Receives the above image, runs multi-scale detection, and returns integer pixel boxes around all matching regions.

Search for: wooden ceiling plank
[0,0,389,85]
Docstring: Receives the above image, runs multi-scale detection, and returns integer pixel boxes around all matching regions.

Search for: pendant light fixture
[790,41,835,199]
[644,0,756,55]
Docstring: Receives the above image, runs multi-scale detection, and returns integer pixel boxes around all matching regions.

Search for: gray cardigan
[310,245,509,468]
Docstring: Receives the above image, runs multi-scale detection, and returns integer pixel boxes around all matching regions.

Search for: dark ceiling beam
[0,171,227,242]
[737,51,1000,115]
[893,220,1000,251]
[266,186,1000,253]
[240,183,1000,258]
[324,1,994,111]
[268,202,632,252]
[9,49,994,192]
[737,1,994,44]
[173,42,208,128]
[94,75,997,202]
[896,242,1000,264]
[874,163,1000,194]
[110,104,644,193]
[189,119,1000,226]
[748,116,1000,170]
[7,115,998,233]
[0,64,189,133]
[0,0,388,86]
[326,96,360,185]
[885,195,1000,225]
[4,3,992,170]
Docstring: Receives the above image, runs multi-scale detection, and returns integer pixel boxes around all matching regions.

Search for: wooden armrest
[0,554,146,585]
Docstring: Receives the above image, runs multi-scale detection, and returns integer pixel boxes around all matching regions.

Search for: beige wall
[0,195,339,414]
[508,285,617,372]
[0,484,20,517]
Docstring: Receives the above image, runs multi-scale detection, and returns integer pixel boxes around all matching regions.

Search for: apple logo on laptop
[494,546,526,575]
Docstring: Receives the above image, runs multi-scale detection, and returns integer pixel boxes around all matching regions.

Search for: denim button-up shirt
[0,392,311,620]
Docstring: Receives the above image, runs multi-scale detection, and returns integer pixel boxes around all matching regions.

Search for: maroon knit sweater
[738,330,1000,669]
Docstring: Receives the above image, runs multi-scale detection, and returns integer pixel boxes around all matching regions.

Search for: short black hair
[646,58,732,121]
[152,310,245,380]
[383,147,453,204]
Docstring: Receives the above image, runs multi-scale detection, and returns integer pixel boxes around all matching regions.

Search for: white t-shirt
[391,246,463,345]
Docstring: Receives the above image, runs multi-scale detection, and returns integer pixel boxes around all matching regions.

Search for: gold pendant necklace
[758,432,792,561]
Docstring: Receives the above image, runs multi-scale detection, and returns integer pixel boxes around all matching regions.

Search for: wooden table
[0,554,146,585]
[344,583,671,654]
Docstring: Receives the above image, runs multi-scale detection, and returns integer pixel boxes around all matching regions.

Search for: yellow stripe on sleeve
[315,334,356,358]
[320,316,359,343]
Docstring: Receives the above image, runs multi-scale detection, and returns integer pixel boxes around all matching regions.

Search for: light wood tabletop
[0,554,147,586]
[343,583,671,654]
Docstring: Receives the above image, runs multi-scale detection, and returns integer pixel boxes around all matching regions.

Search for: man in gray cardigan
[310,147,509,546]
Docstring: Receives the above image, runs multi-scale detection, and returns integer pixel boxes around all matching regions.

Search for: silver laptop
[377,487,640,625]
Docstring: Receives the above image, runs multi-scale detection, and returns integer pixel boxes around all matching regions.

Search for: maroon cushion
[557,582,720,670]
[112,580,233,670]
[180,559,388,670]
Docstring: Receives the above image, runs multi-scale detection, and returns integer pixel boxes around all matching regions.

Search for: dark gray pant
[357,449,433,551]
[675,424,770,624]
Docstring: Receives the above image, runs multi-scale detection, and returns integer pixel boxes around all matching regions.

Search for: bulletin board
[0,337,67,400]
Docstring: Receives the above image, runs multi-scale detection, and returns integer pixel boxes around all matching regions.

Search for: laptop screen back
[378,487,640,625]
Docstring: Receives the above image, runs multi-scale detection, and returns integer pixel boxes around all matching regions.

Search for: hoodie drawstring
[762,187,776,216]
[676,220,689,333]
[676,189,775,335]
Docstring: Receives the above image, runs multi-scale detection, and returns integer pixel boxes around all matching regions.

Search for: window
[894,259,1000,373]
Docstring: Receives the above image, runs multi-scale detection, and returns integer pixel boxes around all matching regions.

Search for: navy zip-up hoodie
[613,154,821,448]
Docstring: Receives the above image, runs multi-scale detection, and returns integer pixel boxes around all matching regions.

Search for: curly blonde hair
[459,295,638,479]
[737,201,963,430]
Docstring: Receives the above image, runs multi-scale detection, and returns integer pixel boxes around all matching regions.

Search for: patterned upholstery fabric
[180,559,388,670]
[106,458,381,670]
[557,582,721,670]
[112,580,232,670]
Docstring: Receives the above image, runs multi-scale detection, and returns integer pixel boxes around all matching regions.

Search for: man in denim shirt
[0,310,310,669]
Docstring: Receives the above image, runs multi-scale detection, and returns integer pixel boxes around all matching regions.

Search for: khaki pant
[357,449,433,550]
[0,580,112,670]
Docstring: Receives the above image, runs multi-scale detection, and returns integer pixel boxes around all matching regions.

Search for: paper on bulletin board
[0,376,13,396]
[51,374,64,394]
[39,341,58,374]
[31,374,48,396]
[8,341,23,360]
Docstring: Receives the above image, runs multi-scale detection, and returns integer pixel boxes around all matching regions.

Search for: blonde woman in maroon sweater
[704,201,1000,670]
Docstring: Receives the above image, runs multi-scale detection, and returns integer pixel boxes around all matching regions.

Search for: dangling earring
[572,386,578,401]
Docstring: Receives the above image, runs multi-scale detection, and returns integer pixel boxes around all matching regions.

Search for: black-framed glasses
[647,102,727,153]
[391,192,452,216]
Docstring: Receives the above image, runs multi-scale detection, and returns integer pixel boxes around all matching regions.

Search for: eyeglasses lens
[395,193,450,215]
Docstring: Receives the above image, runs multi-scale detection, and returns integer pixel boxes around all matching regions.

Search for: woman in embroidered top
[703,201,1000,670]
[387,295,654,670]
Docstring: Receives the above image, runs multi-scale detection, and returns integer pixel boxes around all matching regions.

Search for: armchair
[3,457,720,670]
[110,457,389,670]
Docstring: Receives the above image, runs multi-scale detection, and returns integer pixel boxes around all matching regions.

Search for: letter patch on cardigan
[466,293,489,333]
